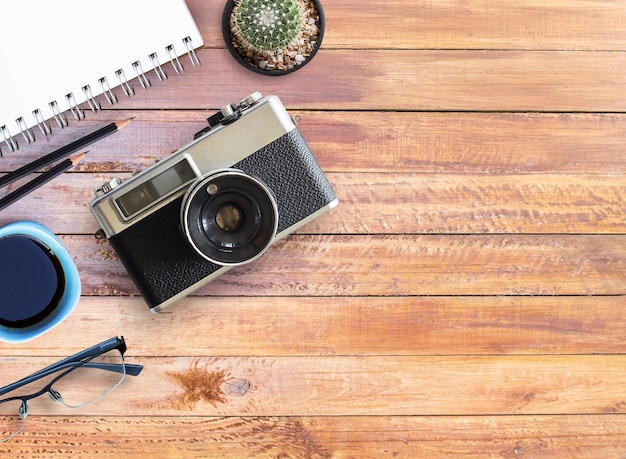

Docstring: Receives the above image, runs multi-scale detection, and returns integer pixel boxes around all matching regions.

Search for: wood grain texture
[2,172,626,234]
[0,295,625,357]
[2,355,626,416]
[191,0,626,50]
[84,49,626,112]
[5,111,626,175]
[2,415,626,459]
[1,0,625,457]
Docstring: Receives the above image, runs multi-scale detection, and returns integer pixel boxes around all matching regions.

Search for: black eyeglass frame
[0,336,143,440]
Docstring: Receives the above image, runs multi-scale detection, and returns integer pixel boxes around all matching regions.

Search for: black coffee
[0,234,65,328]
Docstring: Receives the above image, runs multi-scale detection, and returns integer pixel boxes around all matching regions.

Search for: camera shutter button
[221,104,235,118]
[239,92,262,109]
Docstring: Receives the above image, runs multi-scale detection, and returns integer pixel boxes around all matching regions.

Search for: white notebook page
[1,0,203,147]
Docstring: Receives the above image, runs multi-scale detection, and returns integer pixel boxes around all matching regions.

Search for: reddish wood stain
[164,367,228,410]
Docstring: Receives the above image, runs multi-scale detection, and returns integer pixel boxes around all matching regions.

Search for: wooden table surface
[1,0,626,457]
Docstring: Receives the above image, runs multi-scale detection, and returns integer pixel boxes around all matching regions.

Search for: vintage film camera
[90,93,338,313]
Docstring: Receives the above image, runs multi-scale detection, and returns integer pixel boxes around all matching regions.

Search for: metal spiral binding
[132,61,151,89]
[99,77,118,105]
[66,93,85,120]
[49,101,68,128]
[16,117,36,144]
[184,36,200,66]
[115,69,135,97]
[149,53,168,81]
[33,109,52,136]
[2,36,200,152]
[166,44,184,74]
[82,85,102,112]
[0,125,18,154]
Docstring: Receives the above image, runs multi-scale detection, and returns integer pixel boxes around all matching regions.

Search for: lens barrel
[182,170,278,266]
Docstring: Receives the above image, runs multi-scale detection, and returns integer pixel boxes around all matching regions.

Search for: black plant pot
[222,0,325,76]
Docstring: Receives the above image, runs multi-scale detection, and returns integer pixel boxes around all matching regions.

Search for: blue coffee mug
[0,221,81,343]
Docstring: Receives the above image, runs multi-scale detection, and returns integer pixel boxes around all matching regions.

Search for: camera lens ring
[181,169,278,266]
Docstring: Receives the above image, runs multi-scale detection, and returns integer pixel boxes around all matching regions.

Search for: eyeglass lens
[0,348,125,442]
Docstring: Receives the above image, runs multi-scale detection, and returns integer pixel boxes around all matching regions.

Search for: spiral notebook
[0,0,203,153]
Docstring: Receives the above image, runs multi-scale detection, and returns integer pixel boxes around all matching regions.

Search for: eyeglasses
[0,336,142,442]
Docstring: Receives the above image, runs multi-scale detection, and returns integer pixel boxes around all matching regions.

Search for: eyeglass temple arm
[78,362,143,376]
[0,337,143,396]
[30,361,143,376]
[28,337,124,378]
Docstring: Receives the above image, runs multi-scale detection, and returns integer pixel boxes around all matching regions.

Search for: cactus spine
[232,0,303,55]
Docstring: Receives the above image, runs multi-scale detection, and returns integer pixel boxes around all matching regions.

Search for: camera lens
[215,203,242,232]
[182,170,278,266]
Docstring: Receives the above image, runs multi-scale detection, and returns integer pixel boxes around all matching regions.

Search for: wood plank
[191,0,626,51]
[300,112,626,174]
[5,111,626,175]
[332,173,626,234]
[2,415,626,458]
[2,296,625,358]
[2,172,625,234]
[72,49,626,112]
[56,234,626,297]
[2,356,626,416]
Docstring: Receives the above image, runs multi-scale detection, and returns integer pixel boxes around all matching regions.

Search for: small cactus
[232,0,304,55]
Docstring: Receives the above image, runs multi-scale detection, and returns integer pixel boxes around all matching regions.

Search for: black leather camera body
[90,93,338,313]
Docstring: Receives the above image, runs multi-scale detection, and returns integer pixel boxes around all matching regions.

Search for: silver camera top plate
[90,94,296,238]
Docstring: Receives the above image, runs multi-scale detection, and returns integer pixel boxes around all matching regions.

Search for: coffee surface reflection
[0,234,66,328]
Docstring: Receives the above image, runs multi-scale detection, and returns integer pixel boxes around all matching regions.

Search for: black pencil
[0,152,86,211]
[0,118,131,189]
